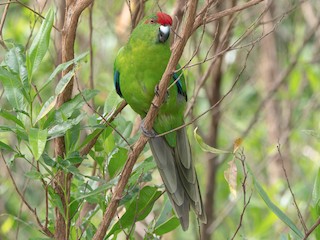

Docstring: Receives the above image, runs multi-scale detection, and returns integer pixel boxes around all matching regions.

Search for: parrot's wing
[175,128,207,223]
[114,47,124,98]
[149,128,206,230]
[149,134,190,230]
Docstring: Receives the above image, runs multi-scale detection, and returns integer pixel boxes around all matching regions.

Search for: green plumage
[114,13,206,230]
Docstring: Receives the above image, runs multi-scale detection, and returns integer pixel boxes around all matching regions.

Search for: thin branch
[303,217,320,240]
[231,150,253,239]
[1,152,54,237]
[193,0,265,33]
[157,43,254,138]
[277,144,307,232]
[0,0,10,49]
[241,17,320,138]
[79,101,128,157]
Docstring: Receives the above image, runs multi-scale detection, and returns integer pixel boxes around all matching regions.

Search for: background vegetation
[0,0,319,239]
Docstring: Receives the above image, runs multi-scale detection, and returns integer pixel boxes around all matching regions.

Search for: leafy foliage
[0,1,319,240]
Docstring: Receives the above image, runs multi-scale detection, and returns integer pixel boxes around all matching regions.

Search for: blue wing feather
[114,70,123,97]
[173,72,187,101]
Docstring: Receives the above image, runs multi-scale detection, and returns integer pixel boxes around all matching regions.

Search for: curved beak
[158,25,170,43]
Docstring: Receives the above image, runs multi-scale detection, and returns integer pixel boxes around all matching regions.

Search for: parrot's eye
[145,18,157,24]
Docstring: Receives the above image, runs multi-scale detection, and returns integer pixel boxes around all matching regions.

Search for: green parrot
[114,12,206,230]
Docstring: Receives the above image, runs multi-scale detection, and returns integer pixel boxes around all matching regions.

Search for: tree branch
[53,1,93,239]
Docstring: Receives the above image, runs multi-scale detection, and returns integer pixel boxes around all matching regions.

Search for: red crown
[157,12,172,26]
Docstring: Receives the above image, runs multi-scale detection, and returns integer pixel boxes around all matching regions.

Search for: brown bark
[201,1,236,238]
[53,1,93,239]
[259,3,291,184]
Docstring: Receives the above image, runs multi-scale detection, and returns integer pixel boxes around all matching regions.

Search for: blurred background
[0,0,319,239]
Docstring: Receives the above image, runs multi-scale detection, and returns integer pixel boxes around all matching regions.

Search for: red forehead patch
[157,12,172,26]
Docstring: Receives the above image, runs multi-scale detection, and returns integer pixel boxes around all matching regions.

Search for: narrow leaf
[55,71,74,95]
[35,96,57,123]
[4,45,29,89]
[224,159,238,198]
[29,128,48,160]
[0,109,25,128]
[27,9,54,76]
[107,147,128,178]
[252,170,303,238]
[25,170,43,180]
[0,67,26,110]
[0,141,15,152]
[312,168,320,207]
[107,186,162,237]
[194,127,230,154]
[48,114,85,138]
[154,197,180,235]
[39,52,89,92]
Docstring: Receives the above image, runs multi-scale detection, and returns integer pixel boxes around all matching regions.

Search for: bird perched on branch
[114,12,206,230]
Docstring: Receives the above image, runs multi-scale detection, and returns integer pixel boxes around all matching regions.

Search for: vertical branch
[53,1,94,239]
[88,2,95,109]
[0,0,10,49]
[258,1,292,184]
[201,1,236,239]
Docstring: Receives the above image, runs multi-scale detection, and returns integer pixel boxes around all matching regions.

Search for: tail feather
[149,127,206,230]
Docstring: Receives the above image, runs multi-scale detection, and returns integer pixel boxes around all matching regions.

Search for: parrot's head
[131,12,173,45]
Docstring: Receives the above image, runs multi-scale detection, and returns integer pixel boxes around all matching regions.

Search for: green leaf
[129,157,156,185]
[35,95,57,123]
[251,169,303,238]
[154,197,180,235]
[42,153,56,167]
[103,90,123,116]
[107,147,128,178]
[0,67,26,110]
[59,89,99,118]
[0,141,15,152]
[194,127,230,154]
[27,9,54,77]
[0,109,25,128]
[70,178,117,204]
[55,71,74,95]
[48,186,65,219]
[48,114,85,138]
[154,216,180,235]
[25,170,43,180]
[107,186,162,238]
[4,45,29,90]
[312,168,320,208]
[39,51,89,92]
[29,128,48,160]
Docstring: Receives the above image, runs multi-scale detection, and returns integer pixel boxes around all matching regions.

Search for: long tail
[149,128,206,230]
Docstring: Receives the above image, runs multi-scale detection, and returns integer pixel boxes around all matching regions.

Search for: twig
[79,100,128,157]
[231,150,252,239]
[1,152,54,237]
[157,43,254,138]
[277,144,307,232]
[303,217,320,240]
[0,0,10,50]
[241,17,320,138]
[193,0,265,33]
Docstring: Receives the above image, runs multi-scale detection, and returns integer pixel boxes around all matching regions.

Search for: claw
[140,119,156,138]
[154,84,169,102]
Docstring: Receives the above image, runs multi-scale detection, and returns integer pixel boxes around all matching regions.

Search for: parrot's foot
[154,84,169,102]
[140,119,156,138]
